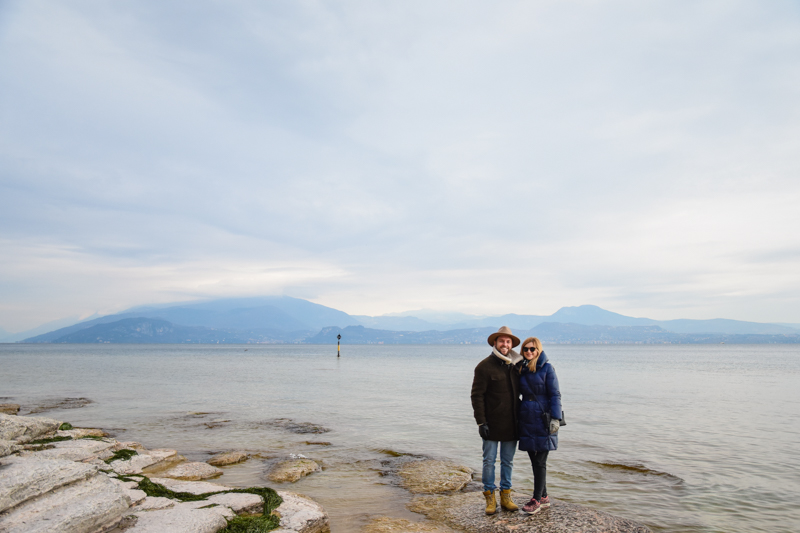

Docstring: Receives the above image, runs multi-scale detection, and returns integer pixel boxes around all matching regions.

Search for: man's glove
[479,424,491,440]
[549,419,560,435]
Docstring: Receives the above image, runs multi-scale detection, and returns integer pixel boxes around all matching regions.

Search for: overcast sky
[2,0,800,332]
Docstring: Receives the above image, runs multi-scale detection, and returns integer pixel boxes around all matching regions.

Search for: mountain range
[5,296,799,344]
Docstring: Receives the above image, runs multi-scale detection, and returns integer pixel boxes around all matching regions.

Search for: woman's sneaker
[539,495,551,508]
[522,498,541,515]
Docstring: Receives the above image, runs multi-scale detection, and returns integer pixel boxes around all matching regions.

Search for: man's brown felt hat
[487,326,520,347]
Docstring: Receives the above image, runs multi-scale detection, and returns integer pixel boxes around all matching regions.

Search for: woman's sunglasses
[522,347,537,353]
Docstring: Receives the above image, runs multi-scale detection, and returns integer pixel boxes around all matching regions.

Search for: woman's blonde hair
[520,337,543,372]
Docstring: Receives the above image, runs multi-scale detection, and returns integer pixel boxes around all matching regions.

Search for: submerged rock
[268,458,322,483]
[362,516,456,533]
[207,450,248,466]
[0,404,20,415]
[408,491,652,533]
[161,461,223,481]
[262,418,331,434]
[26,397,93,414]
[398,460,473,493]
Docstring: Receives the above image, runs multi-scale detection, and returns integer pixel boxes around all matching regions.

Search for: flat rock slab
[0,472,130,533]
[408,492,652,533]
[398,460,473,493]
[135,496,176,511]
[0,404,20,415]
[274,491,330,533]
[56,428,108,439]
[0,414,61,443]
[207,451,248,466]
[362,516,457,533]
[128,504,233,533]
[22,438,115,462]
[187,493,263,514]
[110,448,179,474]
[268,458,321,483]
[0,455,98,513]
[148,477,232,495]
[161,461,223,480]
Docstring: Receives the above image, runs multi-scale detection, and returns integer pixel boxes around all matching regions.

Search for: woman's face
[522,342,538,360]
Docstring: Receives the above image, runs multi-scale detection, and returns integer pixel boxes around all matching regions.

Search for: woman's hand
[549,419,560,435]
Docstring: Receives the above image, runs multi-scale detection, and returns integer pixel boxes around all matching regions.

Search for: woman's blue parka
[517,351,562,452]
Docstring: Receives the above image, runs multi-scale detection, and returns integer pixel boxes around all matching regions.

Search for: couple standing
[471,326,562,515]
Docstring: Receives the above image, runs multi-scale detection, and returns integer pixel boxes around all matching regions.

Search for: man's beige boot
[483,490,497,515]
[500,489,519,511]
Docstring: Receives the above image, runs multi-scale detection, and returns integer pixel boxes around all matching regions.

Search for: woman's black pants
[527,450,549,499]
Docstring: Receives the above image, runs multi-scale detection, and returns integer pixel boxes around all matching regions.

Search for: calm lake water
[1,343,798,533]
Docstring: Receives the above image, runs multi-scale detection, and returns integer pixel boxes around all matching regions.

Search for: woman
[517,337,562,515]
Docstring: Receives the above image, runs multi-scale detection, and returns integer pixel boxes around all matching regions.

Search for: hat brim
[487,332,520,347]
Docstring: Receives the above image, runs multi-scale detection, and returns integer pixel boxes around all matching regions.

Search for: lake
[1,343,798,532]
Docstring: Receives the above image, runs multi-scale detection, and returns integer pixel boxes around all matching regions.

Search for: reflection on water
[2,343,799,533]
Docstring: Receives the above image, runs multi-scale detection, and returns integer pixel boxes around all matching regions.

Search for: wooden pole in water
[337,334,341,357]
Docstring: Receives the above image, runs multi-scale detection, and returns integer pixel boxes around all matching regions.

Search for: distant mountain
[19,297,800,344]
[25,296,358,342]
[306,323,800,345]
[46,317,310,344]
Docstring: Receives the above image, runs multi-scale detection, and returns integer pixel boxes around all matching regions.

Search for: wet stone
[398,460,473,494]
[263,418,331,434]
[26,397,93,414]
[408,491,652,533]
[161,461,223,481]
[268,458,322,483]
[362,516,457,533]
[0,404,20,415]
[207,451,248,466]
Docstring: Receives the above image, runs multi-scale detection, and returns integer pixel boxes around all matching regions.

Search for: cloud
[1,0,800,330]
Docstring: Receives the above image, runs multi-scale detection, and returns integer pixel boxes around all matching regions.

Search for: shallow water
[1,343,798,532]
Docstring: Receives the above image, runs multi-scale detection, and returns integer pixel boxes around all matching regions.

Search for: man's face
[495,335,513,355]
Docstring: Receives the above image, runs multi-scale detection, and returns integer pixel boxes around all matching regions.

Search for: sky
[1,0,800,333]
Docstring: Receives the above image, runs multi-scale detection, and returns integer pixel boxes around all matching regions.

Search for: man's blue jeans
[481,439,516,492]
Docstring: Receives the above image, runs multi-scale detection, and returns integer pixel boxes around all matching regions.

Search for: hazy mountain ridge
[15,297,800,344]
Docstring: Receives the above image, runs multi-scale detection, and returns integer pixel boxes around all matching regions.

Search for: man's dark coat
[470,353,521,442]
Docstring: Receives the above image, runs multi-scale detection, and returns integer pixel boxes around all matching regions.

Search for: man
[471,326,522,515]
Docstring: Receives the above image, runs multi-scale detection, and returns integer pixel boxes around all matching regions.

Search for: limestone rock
[268,458,321,483]
[207,450,248,466]
[56,427,108,439]
[398,460,473,493]
[110,448,180,475]
[22,437,115,462]
[128,504,233,533]
[0,472,130,533]
[0,413,61,443]
[408,491,652,533]
[0,404,20,415]
[189,492,263,514]
[161,461,223,481]
[273,491,330,533]
[0,455,98,513]
[148,477,232,495]
[363,516,457,533]
[135,496,176,511]
[0,439,19,458]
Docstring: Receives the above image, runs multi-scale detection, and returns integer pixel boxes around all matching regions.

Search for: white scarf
[493,346,522,365]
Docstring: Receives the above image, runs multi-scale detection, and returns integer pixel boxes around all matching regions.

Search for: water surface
[1,343,798,533]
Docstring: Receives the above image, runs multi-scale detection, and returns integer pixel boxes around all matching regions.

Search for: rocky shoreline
[1,407,652,533]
